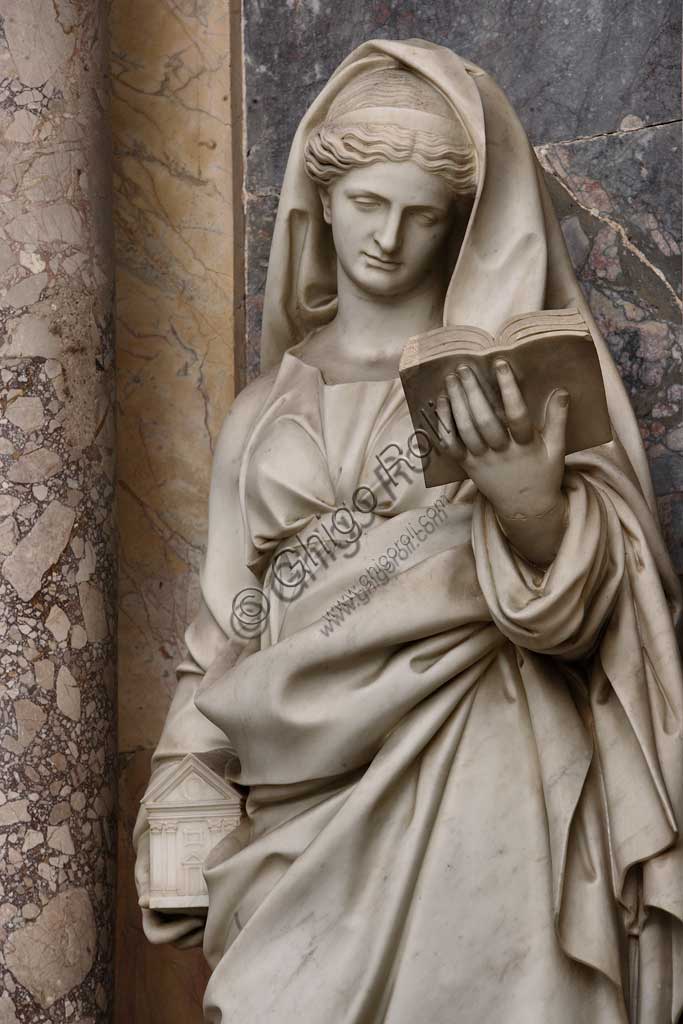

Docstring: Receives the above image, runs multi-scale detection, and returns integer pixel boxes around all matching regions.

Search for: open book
[399,308,612,487]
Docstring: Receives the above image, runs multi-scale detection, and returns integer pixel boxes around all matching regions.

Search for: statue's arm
[436,361,637,657]
[147,369,278,774]
[134,368,277,945]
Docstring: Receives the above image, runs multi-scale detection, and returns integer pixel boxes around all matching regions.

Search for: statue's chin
[342,259,427,300]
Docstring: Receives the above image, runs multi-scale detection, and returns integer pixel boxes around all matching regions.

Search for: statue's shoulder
[212,366,280,478]
[227,366,280,429]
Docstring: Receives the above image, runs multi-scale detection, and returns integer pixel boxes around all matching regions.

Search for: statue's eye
[352,196,381,209]
[416,212,438,226]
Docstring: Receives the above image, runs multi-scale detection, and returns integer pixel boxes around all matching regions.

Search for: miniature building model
[143,753,242,909]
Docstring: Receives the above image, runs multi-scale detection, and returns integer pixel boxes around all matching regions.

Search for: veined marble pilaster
[0,1,116,1021]
[111,0,235,755]
[110,0,235,1020]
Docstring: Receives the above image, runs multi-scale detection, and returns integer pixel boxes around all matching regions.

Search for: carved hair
[304,68,478,197]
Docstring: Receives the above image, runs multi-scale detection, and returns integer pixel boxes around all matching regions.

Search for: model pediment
[144,753,239,808]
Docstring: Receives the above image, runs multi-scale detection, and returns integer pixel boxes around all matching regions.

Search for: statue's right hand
[134,829,206,949]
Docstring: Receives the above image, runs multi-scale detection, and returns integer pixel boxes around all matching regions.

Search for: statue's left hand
[436,360,569,520]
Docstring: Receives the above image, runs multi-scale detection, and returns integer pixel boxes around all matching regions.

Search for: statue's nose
[373,208,402,254]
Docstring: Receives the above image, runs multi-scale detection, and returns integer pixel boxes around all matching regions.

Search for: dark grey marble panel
[244,0,680,195]
[243,4,681,373]
[245,192,279,381]
[539,122,682,568]
[242,12,681,569]
[245,123,682,570]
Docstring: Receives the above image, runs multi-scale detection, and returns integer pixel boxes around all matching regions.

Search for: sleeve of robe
[471,443,683,1007]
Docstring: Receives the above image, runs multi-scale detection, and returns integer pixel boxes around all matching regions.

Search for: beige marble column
[0,1,116,1022]
[109,0,237,1019]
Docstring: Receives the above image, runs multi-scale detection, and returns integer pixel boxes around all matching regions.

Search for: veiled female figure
[135,39,683,1023]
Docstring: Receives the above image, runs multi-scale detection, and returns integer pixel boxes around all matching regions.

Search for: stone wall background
[110,0,237,1019]
[242,0,682,570]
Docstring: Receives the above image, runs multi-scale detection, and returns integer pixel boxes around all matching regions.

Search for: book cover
[399,308,613,487]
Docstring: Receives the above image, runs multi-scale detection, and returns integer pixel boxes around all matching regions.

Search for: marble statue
[134,39,683,1023]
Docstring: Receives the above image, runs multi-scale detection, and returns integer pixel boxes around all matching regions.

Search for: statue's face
[320,160,454,298]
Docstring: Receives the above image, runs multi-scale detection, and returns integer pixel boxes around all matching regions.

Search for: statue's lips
[362,252,401,270]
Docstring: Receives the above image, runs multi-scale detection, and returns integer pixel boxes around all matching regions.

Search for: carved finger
[446,373,487,455]
[495,361,534,444]
[134,830,151,909]
[436,392,467,461]
[542,389,570,458]
[456,365,508,450]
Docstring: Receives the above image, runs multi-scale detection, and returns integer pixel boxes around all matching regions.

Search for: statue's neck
[331,266,445,376]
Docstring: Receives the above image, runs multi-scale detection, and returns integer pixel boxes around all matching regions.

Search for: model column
[0,1,116,1021]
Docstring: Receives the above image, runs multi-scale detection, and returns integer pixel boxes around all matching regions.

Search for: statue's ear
[318,187,332,225]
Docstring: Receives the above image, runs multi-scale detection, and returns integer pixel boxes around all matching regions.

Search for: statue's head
[304,67,477,299]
